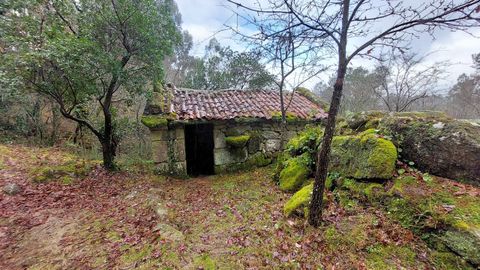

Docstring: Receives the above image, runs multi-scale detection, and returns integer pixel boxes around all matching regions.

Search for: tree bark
[308,65,346,227]
[308,0,350,227]
[101,138,117,170]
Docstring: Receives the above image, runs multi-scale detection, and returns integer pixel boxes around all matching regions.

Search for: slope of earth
[0,144,473,269]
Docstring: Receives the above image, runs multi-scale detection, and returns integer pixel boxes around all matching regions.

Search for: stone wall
[213,122,306,173]
[150,126,187,176]
[150,121,312,176]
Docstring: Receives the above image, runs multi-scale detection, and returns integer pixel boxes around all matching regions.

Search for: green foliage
[0,0,181,167]
[279,153,312,192]
[225,135,251,148]
[182,38,275,90]
[285,125,323,156]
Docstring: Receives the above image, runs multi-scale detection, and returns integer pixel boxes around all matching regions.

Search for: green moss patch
[279,153,312,192]
[271,111,303,122]
[193,254,216,270]
[329,130,397,180]
[365,244,417,269]
[31,160,93,184]
[141,115,174,129]
[284,182,313,217]
[338,174,480,267]
[225,135,250,148]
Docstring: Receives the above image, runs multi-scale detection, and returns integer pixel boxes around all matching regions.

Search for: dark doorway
[185,123,215,176]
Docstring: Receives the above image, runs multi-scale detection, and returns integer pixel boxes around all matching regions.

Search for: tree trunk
[308,65,347,227]
[101,102,117,170]
[101,139,116,170]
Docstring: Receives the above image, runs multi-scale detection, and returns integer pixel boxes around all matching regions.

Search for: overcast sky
[176,0,480,90]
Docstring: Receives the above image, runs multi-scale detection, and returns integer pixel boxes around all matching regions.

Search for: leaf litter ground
[0,144,476,269]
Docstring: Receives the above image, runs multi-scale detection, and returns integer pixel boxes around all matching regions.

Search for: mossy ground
[0,144,477,269]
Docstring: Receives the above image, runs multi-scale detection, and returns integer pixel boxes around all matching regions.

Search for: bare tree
[374,53,447,112]
[264,31,325,123]
[225,12,325,123]
[228,0,480,227]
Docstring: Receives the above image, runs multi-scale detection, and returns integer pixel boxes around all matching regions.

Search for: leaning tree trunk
[308,65,347,227]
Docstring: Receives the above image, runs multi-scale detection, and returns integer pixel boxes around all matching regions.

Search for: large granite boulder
[329,130,397,180]
[347,111,480,185]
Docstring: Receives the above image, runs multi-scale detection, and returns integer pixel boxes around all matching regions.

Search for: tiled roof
[147,88,328,121]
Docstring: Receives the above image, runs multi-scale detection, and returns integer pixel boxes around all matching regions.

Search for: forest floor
[0,143,477,269]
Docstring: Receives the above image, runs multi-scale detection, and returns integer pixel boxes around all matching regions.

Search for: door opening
[185,123,215,176]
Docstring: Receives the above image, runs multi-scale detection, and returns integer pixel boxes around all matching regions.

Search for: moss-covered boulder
[279,153,312,192]
[344,111,480,185]
[329,130,397,180]
[337,174,480,267]
[381,113,480,185]
[284,182,313,217]
[284,178,333,217]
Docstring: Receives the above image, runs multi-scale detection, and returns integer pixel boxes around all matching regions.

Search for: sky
[176,0,480,90]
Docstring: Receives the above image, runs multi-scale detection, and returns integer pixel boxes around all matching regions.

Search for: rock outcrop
[345,111,480,186]
[330,130,397,180]
[278,128,397,192]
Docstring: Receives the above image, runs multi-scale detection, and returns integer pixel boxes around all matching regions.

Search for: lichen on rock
[344,111,480,185]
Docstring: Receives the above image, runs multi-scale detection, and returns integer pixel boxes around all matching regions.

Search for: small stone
[433,122,445,129]
[3,183,21,195]
[125,190,138,200]
[153,223,185,242]
[155,203,168,220]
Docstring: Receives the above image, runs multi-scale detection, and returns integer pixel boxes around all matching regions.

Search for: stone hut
[142,86,327,177]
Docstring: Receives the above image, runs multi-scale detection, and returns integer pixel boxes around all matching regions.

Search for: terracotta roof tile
[149,88,327,121]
